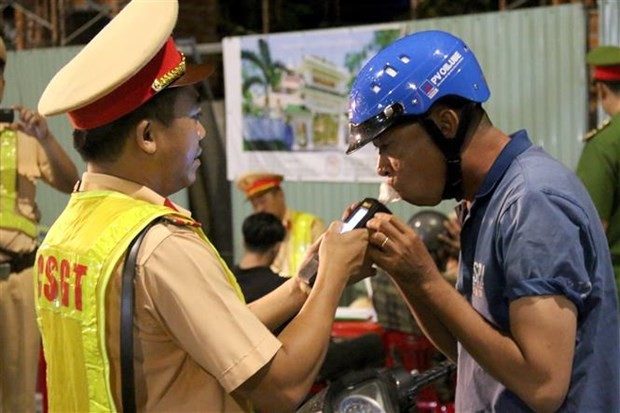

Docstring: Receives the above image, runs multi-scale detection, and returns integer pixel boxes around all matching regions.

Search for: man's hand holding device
[298,198,391,287]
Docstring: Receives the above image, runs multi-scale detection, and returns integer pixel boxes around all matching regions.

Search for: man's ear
[430,107,459,139]
[135,119,157,154]
[598,82,609,100]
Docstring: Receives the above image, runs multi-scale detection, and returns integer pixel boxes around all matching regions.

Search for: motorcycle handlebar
[406,360,457,403]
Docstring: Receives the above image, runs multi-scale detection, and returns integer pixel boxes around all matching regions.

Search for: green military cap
[586,46,620,81]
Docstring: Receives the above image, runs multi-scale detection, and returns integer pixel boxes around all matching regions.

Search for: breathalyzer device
[298,198,391,286]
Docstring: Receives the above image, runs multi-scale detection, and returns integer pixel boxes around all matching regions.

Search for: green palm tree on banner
[242,38,289,115]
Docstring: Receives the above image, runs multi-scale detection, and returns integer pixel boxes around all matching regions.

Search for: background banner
[224,23,406,183]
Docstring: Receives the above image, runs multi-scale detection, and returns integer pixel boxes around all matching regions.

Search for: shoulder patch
[583,119,611,142]
[162,215,202,228]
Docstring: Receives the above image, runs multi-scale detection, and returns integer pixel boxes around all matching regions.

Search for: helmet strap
[420,102,480,200]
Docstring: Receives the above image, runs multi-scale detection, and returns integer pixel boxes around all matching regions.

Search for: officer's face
[250,188,286,219]
[597,82,616,116]
[373,121,445,206]
[152,87,206,196]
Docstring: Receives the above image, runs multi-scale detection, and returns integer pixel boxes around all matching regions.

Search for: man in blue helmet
[347,30,620,412]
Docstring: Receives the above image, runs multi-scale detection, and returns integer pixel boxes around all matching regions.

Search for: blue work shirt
[455,130,620,412]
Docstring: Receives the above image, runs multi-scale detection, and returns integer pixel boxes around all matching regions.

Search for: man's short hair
[73,86,182,162]
[242,212,285,253]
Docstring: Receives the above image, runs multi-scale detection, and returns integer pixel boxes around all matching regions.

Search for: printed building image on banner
[224,24,406,182]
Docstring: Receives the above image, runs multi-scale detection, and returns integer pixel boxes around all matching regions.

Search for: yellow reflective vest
[34,190,243,412]
[288,210,317,276]
[0,127,37,238]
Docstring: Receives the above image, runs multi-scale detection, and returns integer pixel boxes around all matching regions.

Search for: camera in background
[0,108,14,123]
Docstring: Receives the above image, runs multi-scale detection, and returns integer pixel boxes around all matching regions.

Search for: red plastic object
[381,329,436,372]
[328,322,455,413]
[381,330,456,413]
[331,320,384,339]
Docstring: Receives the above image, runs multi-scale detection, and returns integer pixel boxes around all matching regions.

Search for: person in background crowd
[236,171,325,277]
[576,45,620,304]
[0,35,79,412]
[347,30,619,412]
[232,212,287,303]
[33,1,371,412]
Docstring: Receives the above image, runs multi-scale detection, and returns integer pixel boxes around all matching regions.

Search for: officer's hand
[11,105,50,142]
[346,251,376,286]
[366,212,440,286]
[317,222,368,285]
[341,201,361,221]
[340,201,379,284]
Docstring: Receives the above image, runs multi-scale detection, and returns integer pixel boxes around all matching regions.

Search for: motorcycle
[297,360,456,413]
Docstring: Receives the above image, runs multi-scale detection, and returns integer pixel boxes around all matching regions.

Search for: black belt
[0,249,37,278]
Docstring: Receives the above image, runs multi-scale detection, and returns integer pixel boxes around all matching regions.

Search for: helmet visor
[346,104,421,154]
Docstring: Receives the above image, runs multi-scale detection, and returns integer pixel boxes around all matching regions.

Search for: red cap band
[68,37,184,130]
[593,65,620,81]
[246,178,282,197]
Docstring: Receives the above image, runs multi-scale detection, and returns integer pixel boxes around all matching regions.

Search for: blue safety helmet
[346,30,490,154]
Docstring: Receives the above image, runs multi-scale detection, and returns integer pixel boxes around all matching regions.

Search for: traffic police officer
[576,45,620,304]
[236,171,325,276]
[34,0,370,411]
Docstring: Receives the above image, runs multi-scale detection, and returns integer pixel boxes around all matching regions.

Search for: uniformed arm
[233,223,369,412]
[13,105,79,193]
[367,212,578,413]
[576,135,616,233]
[248,235,320,330]
[249,233,375,333]
[246,276,310,331]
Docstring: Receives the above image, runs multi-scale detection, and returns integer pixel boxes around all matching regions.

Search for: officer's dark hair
[598,80,620,95]
[73,87,182,162]
[242,212,286,254]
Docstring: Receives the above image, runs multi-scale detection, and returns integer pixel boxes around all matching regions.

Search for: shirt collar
[77,172,191,215]
[474,129,532,200]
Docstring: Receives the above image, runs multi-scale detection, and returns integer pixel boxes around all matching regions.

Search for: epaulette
[161,215,202,228]
[583,119,611,142]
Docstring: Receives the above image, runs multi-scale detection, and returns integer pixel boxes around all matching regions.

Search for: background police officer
[576,45,620,304]
[236,171,325,277]
[0,35,78,412]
